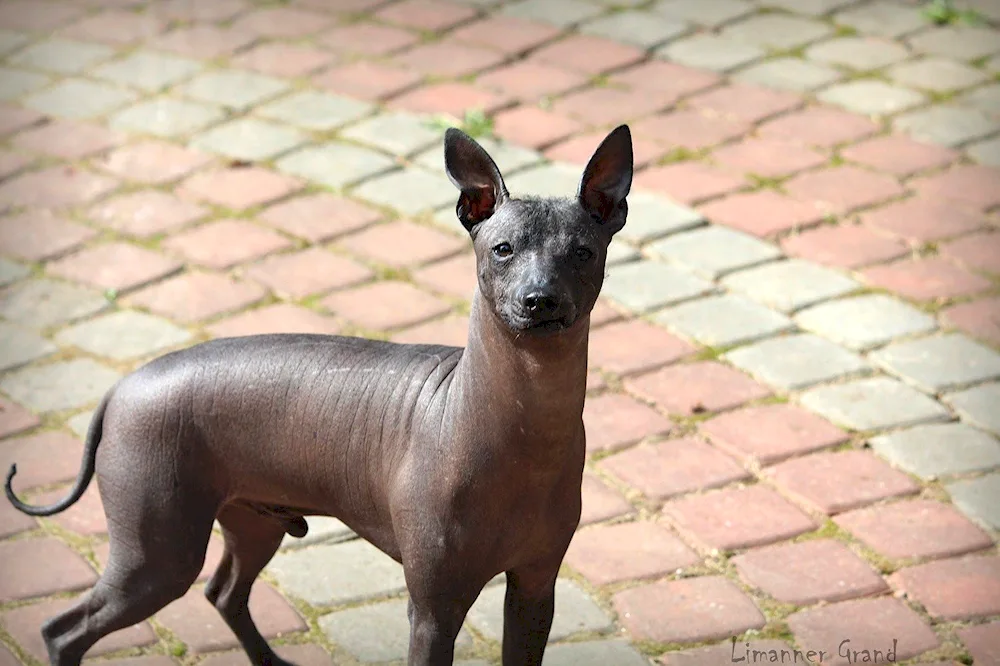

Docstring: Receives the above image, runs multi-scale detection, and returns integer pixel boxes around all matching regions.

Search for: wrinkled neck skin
[447,289,589,468]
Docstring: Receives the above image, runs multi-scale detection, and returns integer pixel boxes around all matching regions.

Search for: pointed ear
[444,128,508,234]
[578,125,633,236]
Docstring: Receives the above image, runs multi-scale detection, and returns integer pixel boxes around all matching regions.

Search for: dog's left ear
[444,128,508,234]
[578,124,633,237]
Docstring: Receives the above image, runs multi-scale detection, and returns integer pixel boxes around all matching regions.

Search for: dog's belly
[103,333,462,541]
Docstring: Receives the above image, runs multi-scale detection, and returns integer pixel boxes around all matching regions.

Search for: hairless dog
[6,124,633,666]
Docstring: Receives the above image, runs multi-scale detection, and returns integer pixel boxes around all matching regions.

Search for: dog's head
[444,125,632,337]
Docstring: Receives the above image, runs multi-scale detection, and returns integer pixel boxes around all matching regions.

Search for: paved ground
[0,0,998,664]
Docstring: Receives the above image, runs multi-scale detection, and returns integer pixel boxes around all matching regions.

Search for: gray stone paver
[0,30,30,56]
[734,58,842,92]
[256,90,374,131]
[795,294,938,351]
[506,163,583,199]
[318,598,473,663]
[805,36,910,70]
[658,34,765,72]
[654,294,795,347]
[602,260,715,313]
[651,0,754,26]
[0,278,110,329]
[580,10,689,48]
[871,423,1000,480]
[0,258,29,287]
[415,136,543,176]
[946,473,1000,530]
[832,1,927,38]
[721,259,860,313]
[175,69,291,111]
[616,191,704,245]
[870,333,1000,394]
[501,0,605,27]
[267,539,406,606]
[761,0,859,15]
[351,168,456,216]
[0,358,122,412]
[9,38,115,75]
[340,112,441,156]
[543,640,650,666]
[647,226,782,279]
[276,143,397,190]
[467,579,612,642]
[67,410,94,439]
[799,376,951,431]
[23,78,137,119]
[907,25,1000,60]
[968,136,1000,166]
[724,333,870,390]
[0,68,50,101]
[54,310,193,360]
[945,382,1000,436]
[190,118,307,161]
[720,14,834,49]
[958,83,1000,118]
[0,321,56,372]
[92,51,204,92]
[109,98,225,138]
[818,80,927,116]
[606,240,641,266]
[893,104,999,147]
[888,58,989,94]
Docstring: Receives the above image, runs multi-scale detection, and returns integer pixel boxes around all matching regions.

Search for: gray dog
[6,124,633,666]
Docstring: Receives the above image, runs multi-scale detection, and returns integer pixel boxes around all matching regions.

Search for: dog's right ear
[444,128,508,234]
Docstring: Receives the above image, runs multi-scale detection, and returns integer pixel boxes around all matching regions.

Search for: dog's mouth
[505,313,575,335]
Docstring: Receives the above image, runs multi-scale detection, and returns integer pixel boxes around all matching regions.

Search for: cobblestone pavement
[0,0,999,664]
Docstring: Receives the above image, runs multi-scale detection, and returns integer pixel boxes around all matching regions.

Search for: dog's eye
[575,247,594,261]
[492,242,513,259]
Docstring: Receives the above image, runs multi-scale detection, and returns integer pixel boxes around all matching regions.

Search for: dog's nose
[523,291,560,314]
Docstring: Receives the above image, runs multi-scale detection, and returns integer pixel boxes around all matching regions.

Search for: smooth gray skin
[5,125,634,666]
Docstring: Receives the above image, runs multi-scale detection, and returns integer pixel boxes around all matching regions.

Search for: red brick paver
[322,281,450,330]
[612,577,764,643]
[0,212,97,261]
[766,450,919,515]
[127,272,266,322]
[582,393,671,454]
[0,538,97,601]
[732,539,888,605]
[247,248,373,299]
[889,555,1000,620]
[600,438,750,500]
[626,361,769,416]
[0,597,156,662]
[787,597,940,665]
[835,499,993,561]
[664,485,816,551]
[700,404,847,465]
[942,297,1000,346]
[565,522,699,585]
[579,473,633,526]
[861,256,991,302]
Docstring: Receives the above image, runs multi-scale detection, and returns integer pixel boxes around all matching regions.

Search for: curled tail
[5,390,112,516]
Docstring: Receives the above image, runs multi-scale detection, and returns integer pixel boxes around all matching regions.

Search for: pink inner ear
[460,185,497,224]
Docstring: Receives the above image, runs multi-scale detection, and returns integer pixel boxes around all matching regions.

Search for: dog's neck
[450,291,589,463]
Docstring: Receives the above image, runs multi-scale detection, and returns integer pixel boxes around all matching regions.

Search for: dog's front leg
[501,562,561,666]
[405,593,473,665]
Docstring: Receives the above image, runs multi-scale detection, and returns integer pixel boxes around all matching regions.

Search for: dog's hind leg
[206,502,292,666]
[41,493,216,666]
